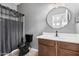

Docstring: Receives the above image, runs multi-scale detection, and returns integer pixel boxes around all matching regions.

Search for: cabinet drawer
[58,48,79,56]
[58,41,79,52]
[38,39,56,46]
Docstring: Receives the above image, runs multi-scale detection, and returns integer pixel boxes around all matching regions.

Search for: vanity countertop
[37,33,79,44]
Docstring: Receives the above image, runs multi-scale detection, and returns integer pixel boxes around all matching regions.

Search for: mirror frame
[46,6,72,30]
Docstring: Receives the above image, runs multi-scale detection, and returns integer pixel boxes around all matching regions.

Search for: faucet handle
[56,31,58,33]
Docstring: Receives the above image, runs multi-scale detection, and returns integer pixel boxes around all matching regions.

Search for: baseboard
[31,48,38,52]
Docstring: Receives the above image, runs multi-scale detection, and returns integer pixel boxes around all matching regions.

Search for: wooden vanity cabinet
[38,38,79,56]
[38,39,56,56]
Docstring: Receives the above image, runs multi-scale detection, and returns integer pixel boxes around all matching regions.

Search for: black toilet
[19,34,33,56]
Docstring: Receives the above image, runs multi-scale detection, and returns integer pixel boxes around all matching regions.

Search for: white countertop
[37,32,79,44]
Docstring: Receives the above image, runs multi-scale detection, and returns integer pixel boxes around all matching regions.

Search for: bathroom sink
[42,32,79,40]
[37,32,79,44]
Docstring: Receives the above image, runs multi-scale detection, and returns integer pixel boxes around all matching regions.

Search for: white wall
[0,3,18,10]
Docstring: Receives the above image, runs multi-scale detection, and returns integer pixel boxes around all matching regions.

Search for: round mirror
[46,6,71,29]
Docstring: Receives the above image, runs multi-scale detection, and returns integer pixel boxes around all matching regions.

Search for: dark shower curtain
[0,5,24,55]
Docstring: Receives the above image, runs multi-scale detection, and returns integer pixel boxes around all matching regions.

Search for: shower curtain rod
[0,4,24,16]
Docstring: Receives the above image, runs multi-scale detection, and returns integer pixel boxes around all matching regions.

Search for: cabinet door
[47,46,56,56]
[57,41,79,52]
[38,39,56,56]
[39,44,48,56]
[39,44,56,56]
[57,48,79,56]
